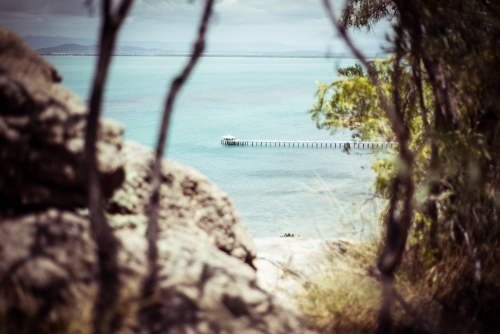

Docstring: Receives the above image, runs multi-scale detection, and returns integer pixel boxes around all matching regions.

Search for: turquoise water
[47,56,382,239]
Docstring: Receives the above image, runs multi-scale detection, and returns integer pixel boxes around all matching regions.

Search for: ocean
[47,56,383,239]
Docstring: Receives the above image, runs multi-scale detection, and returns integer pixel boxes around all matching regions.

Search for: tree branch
[411,57,430,131]
[103,0,111,20]
[84,0,134,333]
[140,0,214,332]
[322,1,416,332]
[322,0,407,144]
[393,287,434,334]
[323,0,415,274]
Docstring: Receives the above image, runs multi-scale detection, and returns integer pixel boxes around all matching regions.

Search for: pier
[220,139,395,149]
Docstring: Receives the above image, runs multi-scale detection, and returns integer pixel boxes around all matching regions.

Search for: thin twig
[411,57,430,132]
[147,0,214,262]
[322,0,407,143]
[322,1,416,333]
[369,267,435,333]
[84,0,134,333]
[146,0,213,279]
[393,19,404,123]
[322,0,414,278]
[376,176,400,334]
[140,0,214,332]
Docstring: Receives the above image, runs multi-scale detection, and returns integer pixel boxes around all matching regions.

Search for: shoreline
[40,54,381,60]
[254,237,365,303]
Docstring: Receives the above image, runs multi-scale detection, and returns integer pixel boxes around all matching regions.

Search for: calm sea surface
[46,56,382,239]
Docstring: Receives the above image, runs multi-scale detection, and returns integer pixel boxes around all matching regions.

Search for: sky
[0,0,392,53]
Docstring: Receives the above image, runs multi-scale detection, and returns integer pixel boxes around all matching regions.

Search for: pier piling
[221,139,395,149]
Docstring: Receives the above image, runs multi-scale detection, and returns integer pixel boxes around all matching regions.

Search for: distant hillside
[203,50,331,58]
[23,35,96,49]
[37,44,176,55]
[36,43,333,57]
[38,44,96,54]
[36,42,384,58]
[26,34,387,57]
[26,35,333,54]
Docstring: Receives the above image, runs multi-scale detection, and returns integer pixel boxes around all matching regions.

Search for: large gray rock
[107,141,257,266]
[0,209,315,334]
[0,209,98,333]
[0,28,124,209]
[145,230,315,334]
[0,209,150,334]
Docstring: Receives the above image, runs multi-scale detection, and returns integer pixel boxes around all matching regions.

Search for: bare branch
[395,1,457,130]
[393,20,404,123]
[376,273,394,333]
[103,0,111,20]
[147,0,213,274]
[411,57,430,131]
[140,0,215,331]
[115,0,133,26]
[84,0,134,333]
[322,1,417,332]
[323,0,415,273]
[322,0,407,144]
[402,8,430,133]
[370,268,434,334]
[393,287,434,334]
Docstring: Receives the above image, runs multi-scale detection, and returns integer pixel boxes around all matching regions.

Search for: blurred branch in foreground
[322,1,415,332]
[84,0,134,333]
[140,0,215,332]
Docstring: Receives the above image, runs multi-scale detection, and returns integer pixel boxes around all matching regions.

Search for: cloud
[0,0,90,16]
[0,0,391,51]
[0,0,335,24]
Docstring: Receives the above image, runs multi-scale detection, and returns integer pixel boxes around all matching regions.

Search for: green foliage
[337,63,365,77]
[310,61,388,142]
[310,58,430,198]
[309,0,500,329]
[339,0,396,32]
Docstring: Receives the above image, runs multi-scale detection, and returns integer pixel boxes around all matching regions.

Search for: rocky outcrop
[0,28,315,333]
[107,141,256,264]
[0,209,98,334]
[0,28,124,209]
[0,209,315,334]
[142,231,314,334]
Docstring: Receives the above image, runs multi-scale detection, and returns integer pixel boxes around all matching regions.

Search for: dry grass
[297,241,382,333]
[297,239,445,334]
[300,270,381,333]
[297,233,500,334]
